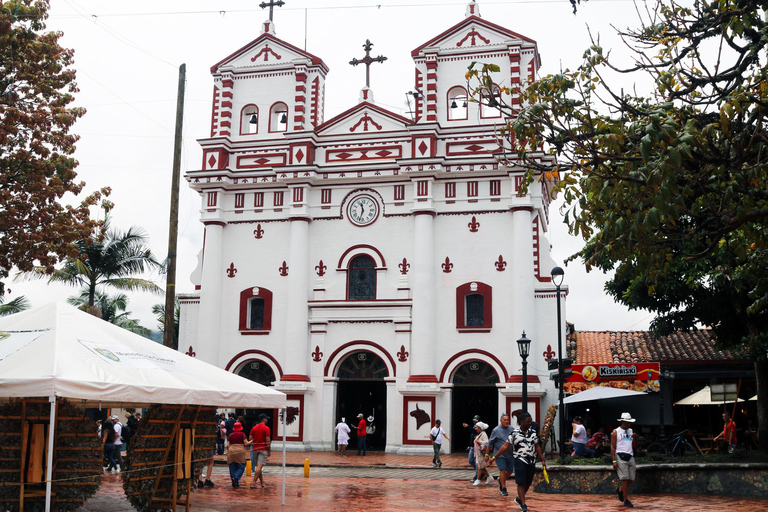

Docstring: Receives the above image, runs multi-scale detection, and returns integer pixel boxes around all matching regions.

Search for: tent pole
[282,407,286,506]
[45,396,56,512]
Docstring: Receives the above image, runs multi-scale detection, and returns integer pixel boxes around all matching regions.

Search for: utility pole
[164,63,185,350]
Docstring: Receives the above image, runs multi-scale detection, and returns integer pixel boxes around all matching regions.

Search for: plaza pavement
[75,451,768,511]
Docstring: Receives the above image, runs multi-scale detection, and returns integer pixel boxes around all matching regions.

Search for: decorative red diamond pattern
[465,144,484,152]
[336,152,353,160]
[418,141,429,155]
[255,158,270,165]
[375,150,392,157]
[295,149,305,162]
[207,154,217,168]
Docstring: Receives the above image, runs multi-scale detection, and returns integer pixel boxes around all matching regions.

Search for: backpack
[121,424,132,440]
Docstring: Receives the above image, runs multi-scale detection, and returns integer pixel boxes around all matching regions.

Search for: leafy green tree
[469,0,768,450]
[152,299,180,349]
[67,290,151,337]
[23,218,162,309]
[0,0,110,296]
[0,294,29,316]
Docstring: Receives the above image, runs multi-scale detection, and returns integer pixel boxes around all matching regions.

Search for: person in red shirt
[355,413,367,456]
[226,422,251,488]
[714,412,737,453]
[249,413,271,489]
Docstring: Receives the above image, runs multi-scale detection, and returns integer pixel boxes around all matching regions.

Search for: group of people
[99,410,141,473]
[215,412,272,489]
[456,411,640,511]
[334,413,370,456]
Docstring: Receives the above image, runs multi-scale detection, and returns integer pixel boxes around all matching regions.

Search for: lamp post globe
[517,331,532,413]
[551,266,566,465]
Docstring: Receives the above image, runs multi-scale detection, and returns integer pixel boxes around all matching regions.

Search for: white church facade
[179,2,566,453]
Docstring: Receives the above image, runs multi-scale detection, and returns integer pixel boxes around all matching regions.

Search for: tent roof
[0,303,285,409]
[563,385,647,404]
[674,385,744,406]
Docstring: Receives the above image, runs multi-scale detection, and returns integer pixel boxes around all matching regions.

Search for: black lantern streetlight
[551,266,566,464]
[517,331,532,413]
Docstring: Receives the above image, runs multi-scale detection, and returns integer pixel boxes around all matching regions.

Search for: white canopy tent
[563,385,647,404]
[0,303,288,510]
[674,385,745,406]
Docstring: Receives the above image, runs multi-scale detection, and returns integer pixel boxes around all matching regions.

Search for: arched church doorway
[235,359,276,433]
[336,350,388,451]
[450,360,499,453]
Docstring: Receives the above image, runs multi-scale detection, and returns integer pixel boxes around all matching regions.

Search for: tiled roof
[571,329,740,364]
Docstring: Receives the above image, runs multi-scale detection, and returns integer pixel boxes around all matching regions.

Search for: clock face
[348,195,379,226]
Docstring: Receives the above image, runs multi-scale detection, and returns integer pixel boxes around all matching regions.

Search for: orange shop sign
[569,363,660,383]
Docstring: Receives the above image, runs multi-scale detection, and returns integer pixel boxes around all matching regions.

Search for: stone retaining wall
[534,463,768,497]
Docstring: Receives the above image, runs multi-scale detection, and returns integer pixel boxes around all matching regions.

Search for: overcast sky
[9,0,656,333]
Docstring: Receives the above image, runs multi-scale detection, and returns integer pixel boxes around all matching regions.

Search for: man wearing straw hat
[611,412,639,508]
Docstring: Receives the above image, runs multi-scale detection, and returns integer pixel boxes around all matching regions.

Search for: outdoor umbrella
[563,386,647,404]
[674,385,745,406]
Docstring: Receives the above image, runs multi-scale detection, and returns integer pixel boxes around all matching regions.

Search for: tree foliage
[22,217,162,307]
[0,0,110,295]
[0,293,29,316]
[152,299,180,348]
[468,0,768,450]
[67,289,151,337]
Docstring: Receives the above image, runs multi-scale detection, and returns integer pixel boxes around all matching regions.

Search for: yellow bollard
[246,460,252,476]
[304,458,310,478]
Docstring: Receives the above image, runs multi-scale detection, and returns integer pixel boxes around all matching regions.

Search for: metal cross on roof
[349,39,388,89]
[260,0,285,21]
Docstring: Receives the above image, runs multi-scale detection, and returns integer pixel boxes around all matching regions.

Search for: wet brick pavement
[73,451,768,511]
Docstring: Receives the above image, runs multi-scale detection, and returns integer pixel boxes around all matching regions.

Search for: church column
[424,54,438,122]
[509,206,536,350]
[218,74,234,137]
[293,66,308,131]
[408,210,437,382]
[196,220,225,366]
[282,216,311,382]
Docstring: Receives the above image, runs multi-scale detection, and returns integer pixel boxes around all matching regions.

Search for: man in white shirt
[111,415,123,471]
[430,419,450,468]
[611,412,639,508]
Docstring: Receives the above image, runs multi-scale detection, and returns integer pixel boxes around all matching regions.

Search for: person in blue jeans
[226,422,252,488]
[463,414,482,482]
[101,419,118,472]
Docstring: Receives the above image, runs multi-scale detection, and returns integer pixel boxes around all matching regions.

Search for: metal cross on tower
[349,39,388,88]
[259,0,285,21]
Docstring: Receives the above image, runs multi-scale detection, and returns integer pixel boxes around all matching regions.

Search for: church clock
[347,194,379,226]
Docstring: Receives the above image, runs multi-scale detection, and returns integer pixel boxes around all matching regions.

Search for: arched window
[269,102,289,132]
[447,86,468,121]
[480,84,501,119]
[240,104,258,135]
[239,286,273,334]
[347,255,376,300]
[237,359,276,386]
[456,282,492,332]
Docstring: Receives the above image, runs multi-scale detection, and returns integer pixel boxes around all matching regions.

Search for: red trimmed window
[456,282,492,332]
[321,189,332,205]
[394,184,405,201]
[254,192,264,208]
[206,191,217,208]
[269,102,288,133]
[467,181,478,198]
[274,191,284,207]
[490,180,501,196]
[447,86,468,121]
[416,181,429,197]
[239,287,273,334]
[445,182,456,199]
[292,187,304,203]
[235,193,245,210]
[347,255,376,300]
[240,105,258,135]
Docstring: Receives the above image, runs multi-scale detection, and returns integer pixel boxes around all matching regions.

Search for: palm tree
[152,298,180,348]
[67,290,152,338]
[0,295,30,317]
[23,218,162,310]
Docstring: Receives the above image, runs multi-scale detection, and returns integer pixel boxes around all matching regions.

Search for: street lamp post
[658,369,674,444]
[551,266,566,465]
[517,331,532,413]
